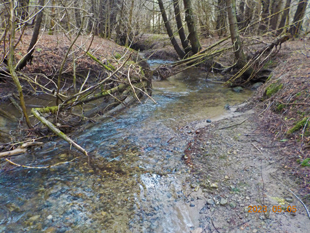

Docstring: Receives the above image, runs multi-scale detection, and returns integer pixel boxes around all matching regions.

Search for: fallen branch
[31,108,88,156]
[0,141,43,158]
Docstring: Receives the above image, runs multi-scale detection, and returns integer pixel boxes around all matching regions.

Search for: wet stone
[229,202,237,208]
[220,198,228,206]
[207,199,215,205]
[232,86,243,93]
[285,197,293,203]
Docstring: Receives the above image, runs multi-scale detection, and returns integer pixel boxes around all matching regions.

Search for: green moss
[114,52,122,59]
[276,103,285,112]
[36,106,59,114]
[266,74,273,81]
[300,158,310,167]
[265,82,283,98]
[287,117,309,135]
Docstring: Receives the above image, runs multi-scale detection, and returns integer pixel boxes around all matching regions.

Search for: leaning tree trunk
[15,0,44,71]
[289,0,308,36]
[227,0,247,68]
[277,0,291,35]
[173,0,191,56]
[158,0,185,59]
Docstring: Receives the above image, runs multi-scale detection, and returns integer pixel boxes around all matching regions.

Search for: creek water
[0,62,252,232]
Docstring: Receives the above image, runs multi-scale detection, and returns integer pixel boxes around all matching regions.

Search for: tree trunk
[270,0,282,30]
[15,0,44,71]
[158,0,185,59]
[216,0,227,36]
[8,0,32,128]
[227,0,247,68]
[183,0,201,54]
[289,0,308,36]
[259,0,270,32]
[277,0,291,34]
[74,0,81,28]
[244,0,254,29]
[172,0,191,55]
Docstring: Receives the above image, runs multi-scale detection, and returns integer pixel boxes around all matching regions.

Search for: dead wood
[31,108,88,156]
[0,141,43,158]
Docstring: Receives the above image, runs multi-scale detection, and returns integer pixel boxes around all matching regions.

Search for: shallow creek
[0,63,252,232]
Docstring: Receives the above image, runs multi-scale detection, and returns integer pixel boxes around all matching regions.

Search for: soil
[183,110,310,233]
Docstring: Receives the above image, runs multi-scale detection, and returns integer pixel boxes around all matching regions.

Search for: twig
[210,217,221,233]
[4,157,78,169]
[270,174,310,219]
[252,143,263,154]
[218,118,249,130]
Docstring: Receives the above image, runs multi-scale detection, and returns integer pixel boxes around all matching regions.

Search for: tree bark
[8,0,32,128]
[289,0,308,36]
[227,0,247,68]
[270,0,282,30]
[183,0,201,54]
[277,0,291,34]
[259,0,270,32]
[158,0,185,59]
[15,0,44,71]
[172,0,191,55]
[74,0,81,28]
[216,0,227,36]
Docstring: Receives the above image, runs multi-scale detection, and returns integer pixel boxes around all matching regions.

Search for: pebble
[220,198,228,206]
[206,119,212,123]
[229,202,237,208]
[285,197,293,203]
[207,199,215,205]
[29,215,40,222]
[210,183,218,188]
[190,203,195,207]
[47,215,53,220]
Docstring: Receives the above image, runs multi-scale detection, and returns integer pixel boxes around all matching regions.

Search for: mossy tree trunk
[8,0,32,128]
[173,0,191,56]
[227,0,247,69]
[183,0,201,54]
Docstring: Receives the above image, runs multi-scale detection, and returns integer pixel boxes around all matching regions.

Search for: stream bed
[0,65,252,232]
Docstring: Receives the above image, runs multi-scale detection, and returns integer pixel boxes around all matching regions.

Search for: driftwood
[0,141,43,157]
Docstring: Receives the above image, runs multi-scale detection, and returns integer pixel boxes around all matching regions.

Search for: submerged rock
[232,86,243,93]
[251,82,264,90]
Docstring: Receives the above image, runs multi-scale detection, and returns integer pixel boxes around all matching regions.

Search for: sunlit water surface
[0,64,252,232]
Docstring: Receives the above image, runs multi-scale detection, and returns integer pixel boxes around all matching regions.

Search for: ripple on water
[0,67,252,232]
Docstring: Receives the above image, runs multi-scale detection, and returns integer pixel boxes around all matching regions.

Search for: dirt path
[182,110,310,233]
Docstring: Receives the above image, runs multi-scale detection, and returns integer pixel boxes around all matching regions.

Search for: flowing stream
[0,63,252,232]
